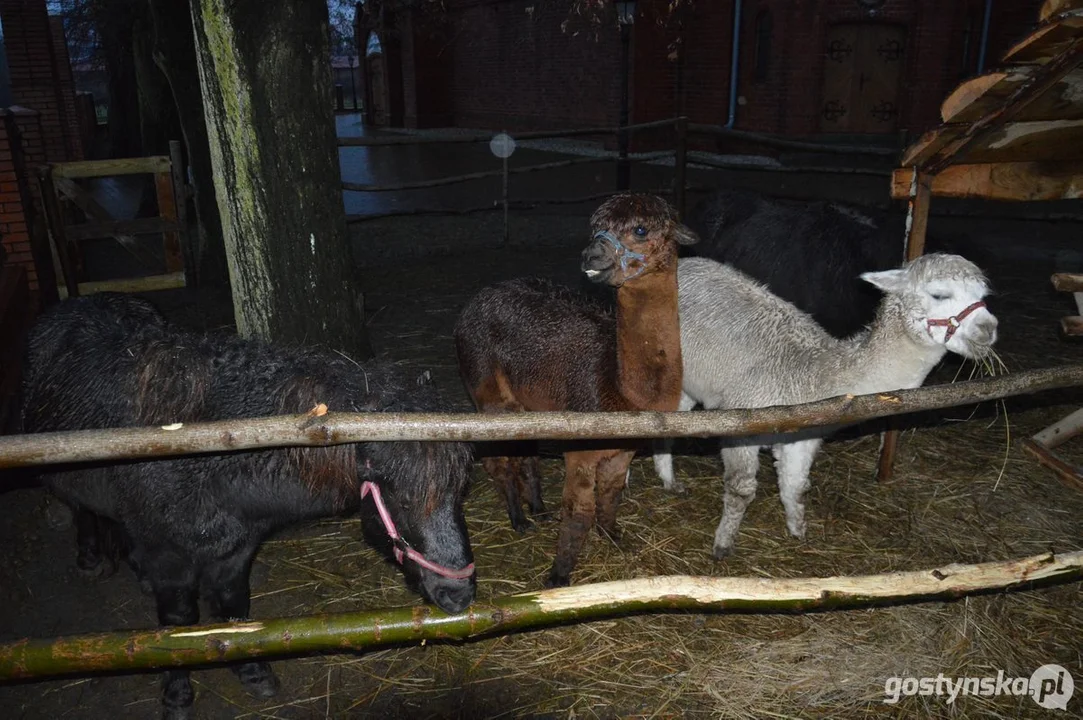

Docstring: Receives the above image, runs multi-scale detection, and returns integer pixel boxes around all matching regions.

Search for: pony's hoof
[530,508,555,524]
[76,553,116,579]
[544,569,571,589]
[664,480,687,496]
[596,524,622,544]
[162,706,192,720]
[235,662,279,699]
[712,543,735,560]
[510,516,534,535]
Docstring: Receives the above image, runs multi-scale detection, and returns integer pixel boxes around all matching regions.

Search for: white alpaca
[654,253,998,558]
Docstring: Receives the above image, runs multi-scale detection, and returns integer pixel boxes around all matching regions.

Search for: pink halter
[360,481,475,580]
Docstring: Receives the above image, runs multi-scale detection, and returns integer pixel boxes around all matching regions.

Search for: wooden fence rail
[1,550,1078,681]
[1,366,1079,469]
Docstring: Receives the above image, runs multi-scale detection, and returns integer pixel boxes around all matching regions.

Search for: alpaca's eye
[633,226,648,237]
[930,292,951,301]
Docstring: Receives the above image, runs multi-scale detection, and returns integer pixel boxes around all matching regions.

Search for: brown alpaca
[454,194,697,586]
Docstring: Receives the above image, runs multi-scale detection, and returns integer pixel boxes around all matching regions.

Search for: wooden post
[673,116,688,221]
[878,169,934,482]
[155,162,184,275]
[169,140,194,287]
[36,167,79,300]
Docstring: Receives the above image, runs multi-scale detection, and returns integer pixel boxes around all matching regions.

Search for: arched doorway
[819,23,907,134]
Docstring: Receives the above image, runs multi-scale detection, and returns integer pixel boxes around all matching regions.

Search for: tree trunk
[148,0,229,288]
[1,550,1079,681]
[189,0,372,357]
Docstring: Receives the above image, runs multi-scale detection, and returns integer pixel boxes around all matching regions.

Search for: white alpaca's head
[861,253,998,359]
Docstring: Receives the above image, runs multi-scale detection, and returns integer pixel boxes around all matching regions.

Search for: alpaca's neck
[836,301,946,395]
[614,266,683,411]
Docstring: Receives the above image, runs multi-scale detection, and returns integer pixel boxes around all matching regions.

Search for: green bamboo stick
[1,550,1080,682]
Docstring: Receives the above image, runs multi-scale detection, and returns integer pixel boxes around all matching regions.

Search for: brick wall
[441,0,1043,139]
[0,107,47,292]
[445,0,622,130]
[0,0,78,163]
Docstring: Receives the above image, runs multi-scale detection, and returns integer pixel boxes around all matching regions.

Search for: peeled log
[0,365,1081,469]
[0,551,1079,681]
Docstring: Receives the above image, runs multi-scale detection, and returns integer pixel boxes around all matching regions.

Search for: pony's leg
[203,550,279,699]
[519,451,549,521]
[595,450,636,541]
[713,445,761,559]
[654,392,697,494]
[481,455,532,533]
[546,451,599,588]
[774,439,822,540]
[147,558,201,720]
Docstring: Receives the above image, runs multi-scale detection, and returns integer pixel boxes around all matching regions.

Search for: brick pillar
[0,107,52,296]
[0,0,77,162]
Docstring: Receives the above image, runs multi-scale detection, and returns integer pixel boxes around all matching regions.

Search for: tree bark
[148,0,229,288]
[189,0,372,357]
[0,550,1079,681]
[1,365,1080,469]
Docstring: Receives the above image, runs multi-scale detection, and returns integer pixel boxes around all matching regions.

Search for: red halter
[360,481,475,581]
[926,301,986,343]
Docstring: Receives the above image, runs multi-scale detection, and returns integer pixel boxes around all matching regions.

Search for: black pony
[20,293,476,720]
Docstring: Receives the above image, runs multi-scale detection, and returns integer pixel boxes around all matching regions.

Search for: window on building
[754,10,773,82]
[366,31,382,57]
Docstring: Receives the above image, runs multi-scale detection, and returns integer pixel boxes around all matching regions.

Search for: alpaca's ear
[674,223,700,246]
[861,268,908,293]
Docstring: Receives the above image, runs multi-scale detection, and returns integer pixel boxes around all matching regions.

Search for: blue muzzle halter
[593,230,647,281]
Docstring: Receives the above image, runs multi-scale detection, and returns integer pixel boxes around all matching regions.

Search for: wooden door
[367,54,389,126]
[820,24,907,133]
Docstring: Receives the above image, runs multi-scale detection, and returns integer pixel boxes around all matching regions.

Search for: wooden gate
[38,140,191,298]
[820,23,907,134]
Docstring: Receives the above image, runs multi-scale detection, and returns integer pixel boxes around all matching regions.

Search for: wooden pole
[169,140,195,288]
[36,167,79,300]
[673,116,688,221]
[502,129,509,246]
[878,169,934,483]
[2,365,1081,469]
[1,550,1079,681]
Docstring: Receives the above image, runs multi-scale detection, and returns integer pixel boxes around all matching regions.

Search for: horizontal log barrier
[687,156,892,177]
[0,550,1078,681]
[338,118,679,147]
[687,123,899,156]
[344,189,674,223]
[342,151,674,193]
[0,365,1080,469]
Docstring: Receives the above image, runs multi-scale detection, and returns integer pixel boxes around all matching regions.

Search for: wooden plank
[925,39,1083,172]
[169,140,195,287]
[963,118,1083,163]
[891,162,1083,201]
[1053,272,1083,291]
[1004,15,1083,64]
[1062,315,1083,335]
[941,67,1083,124]
[155,170,183,273]
[37,168,79,299]
[900,127,961,167]
[63,216,181,242]
[1040,0,1083,23]
[57,272,186,298]
[1021,438,1083,492]
[51,155,171,179]
[1033,407,1083,447]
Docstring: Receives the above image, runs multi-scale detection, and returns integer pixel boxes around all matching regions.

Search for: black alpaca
[21,293,476,720]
